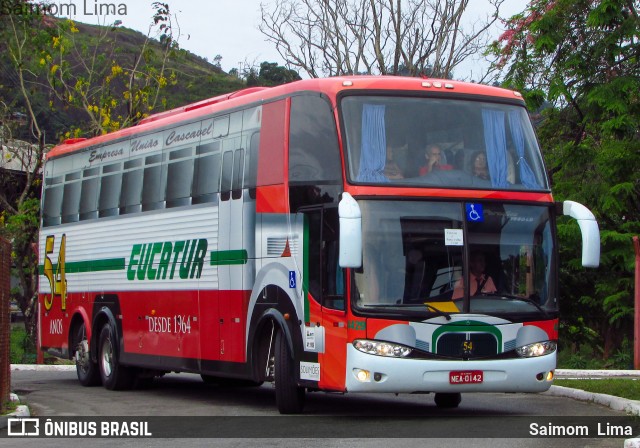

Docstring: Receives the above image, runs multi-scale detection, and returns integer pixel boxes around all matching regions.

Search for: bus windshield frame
[339,94,549,191]
[351,199,558,321]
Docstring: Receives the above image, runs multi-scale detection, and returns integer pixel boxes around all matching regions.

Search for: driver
[452,251,497,299]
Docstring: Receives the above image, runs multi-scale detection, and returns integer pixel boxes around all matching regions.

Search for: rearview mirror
[338,192,362,268]
[562,200,600,268]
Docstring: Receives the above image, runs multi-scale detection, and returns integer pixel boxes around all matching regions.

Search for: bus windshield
[353,200,557,319]
[341,95,548,190]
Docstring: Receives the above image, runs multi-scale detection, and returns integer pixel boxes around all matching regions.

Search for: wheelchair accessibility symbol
[289,271,297,288]
[466,203,484,222]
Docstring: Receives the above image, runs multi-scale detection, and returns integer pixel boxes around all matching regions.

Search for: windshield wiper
[365,303,453,320]
[424,303,452,321]
[475,293,549,317]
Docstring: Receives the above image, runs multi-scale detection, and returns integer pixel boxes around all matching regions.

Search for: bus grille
[435,333,498,358]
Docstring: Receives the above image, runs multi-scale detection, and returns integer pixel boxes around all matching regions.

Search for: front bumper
[345,343,555,393]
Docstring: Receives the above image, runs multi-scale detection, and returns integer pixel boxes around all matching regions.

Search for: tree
[260,0,504,79]
[43,1,179,136]
[0,1,181,349]
[493,0,640,360]
[246,62,302,87]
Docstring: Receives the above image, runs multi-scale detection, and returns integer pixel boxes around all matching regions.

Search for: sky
[48,0,528,78]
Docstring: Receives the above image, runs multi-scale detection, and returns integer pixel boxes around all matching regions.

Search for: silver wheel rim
[100,336,113,378]
[75,326,91,374]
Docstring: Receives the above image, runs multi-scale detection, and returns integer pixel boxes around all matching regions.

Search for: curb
[0,393,31,430]
[545,385,640,415]
[11,364,75,371]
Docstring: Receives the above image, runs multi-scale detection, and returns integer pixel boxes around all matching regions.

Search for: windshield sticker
[445,229,463,246]
[466,203,484,222]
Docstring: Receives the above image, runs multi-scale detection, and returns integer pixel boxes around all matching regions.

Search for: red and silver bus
[38,76,599,413]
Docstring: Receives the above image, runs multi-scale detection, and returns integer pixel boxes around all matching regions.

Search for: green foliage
[246,62,301,87]
[0,7,244,141]
[10,325,33,364]
[494,0,640,360]
[555,379,640,400]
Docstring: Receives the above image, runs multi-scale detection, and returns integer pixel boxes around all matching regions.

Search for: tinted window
[120,164,143,214]
[141,154,165,211]
[193,152,220,204]
[99,172,122,217]
[61,180,81,223]
[245,132,260,198]
[341,96,548,190]
[220,151,233,202]
[42,184,63,227]
[232,149,244,200]
[79,176,100,220]
[289,95,342,184]
[166,148,194,208]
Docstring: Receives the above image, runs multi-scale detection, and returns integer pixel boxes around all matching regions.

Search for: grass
[10,324,73,365]
[555,379,640,401]
[9,324,30,364]
[1,400,18,416]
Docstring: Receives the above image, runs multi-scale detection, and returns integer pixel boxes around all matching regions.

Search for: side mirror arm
[561,200,600,268]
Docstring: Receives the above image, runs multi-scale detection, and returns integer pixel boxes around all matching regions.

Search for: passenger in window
[419,144,442,176]
[452,251,497,299]
[419,144,453,176]
[471,151,490,180]
[384,144,404,179]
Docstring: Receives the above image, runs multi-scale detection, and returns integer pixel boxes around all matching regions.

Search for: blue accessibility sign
[466,203,484,222]
[289,271,297,288]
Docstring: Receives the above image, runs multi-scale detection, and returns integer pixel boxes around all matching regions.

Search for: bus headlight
[516,341,557,358]
[353,339,412,358]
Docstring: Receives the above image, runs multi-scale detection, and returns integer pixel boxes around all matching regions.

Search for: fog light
[354,369,370,382]
[536,372,544,381]
[374,372,382,382]
[547,371,554,381]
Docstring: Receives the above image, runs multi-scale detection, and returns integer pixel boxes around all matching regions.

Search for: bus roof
[46,76,525,160]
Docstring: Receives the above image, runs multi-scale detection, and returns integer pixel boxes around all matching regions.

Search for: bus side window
[166,147,194,208]
[231,149,244,200]
[61,171,81,224]
[220,151,233,202]
[141,153,165,212]
[98,163,122,218]
[193,142,221,204]
[288,95,341,185]
[244,132,260,199]
[303,206,345,311]
[119,158,143,215]
[79,167,100,221]
[42,176,63,227]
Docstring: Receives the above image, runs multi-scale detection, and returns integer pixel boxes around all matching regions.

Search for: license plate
[449,370,483,384]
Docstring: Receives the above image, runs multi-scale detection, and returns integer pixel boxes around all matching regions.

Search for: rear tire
[434,392,461,408]
[74,323,100,387]
[274,330,305,414]
[98,323,134,390]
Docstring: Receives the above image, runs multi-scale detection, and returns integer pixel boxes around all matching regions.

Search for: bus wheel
[274,330,305,414]
[98,323,134,390]
[74,323,100,387]
[434,392,461,408]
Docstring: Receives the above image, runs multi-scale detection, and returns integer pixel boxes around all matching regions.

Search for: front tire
[434,392,461,408]
[98,323,134,390]
[274,330,305,414]
[74,323,100,387]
